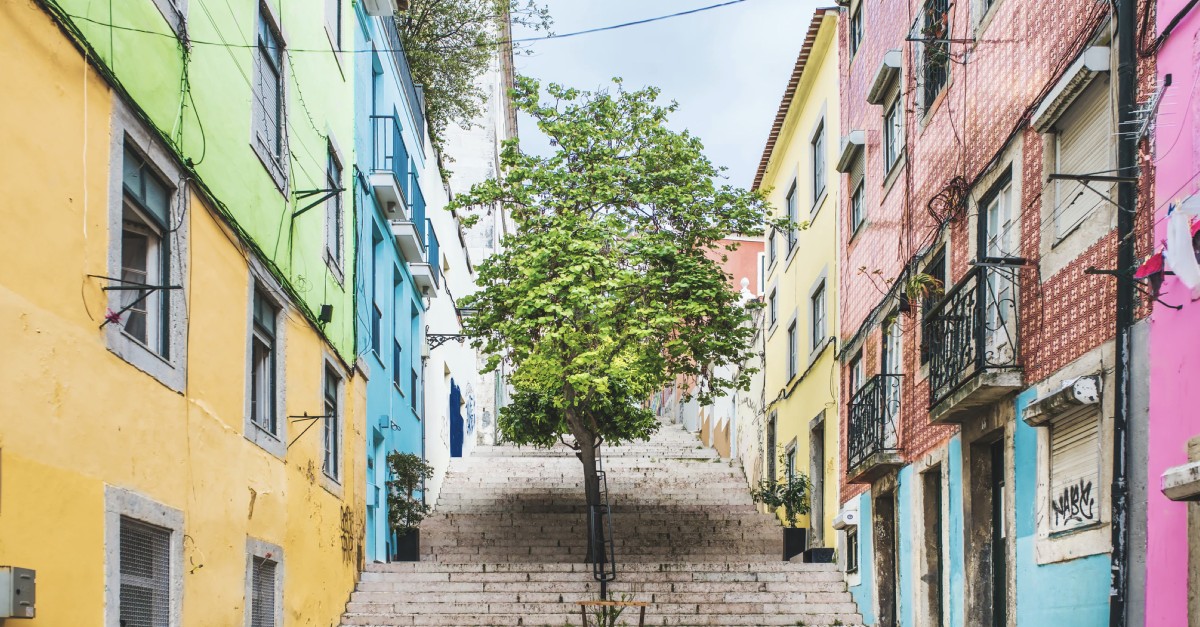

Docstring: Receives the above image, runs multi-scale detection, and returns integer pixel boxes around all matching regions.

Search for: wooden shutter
[1054,77,1112,237]
[1048,406,1101,532]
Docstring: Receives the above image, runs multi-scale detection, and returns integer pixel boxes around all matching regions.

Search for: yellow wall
[759,12,842,545]
[0,3,364,624]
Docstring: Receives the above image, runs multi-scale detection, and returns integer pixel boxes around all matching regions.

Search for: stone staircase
[339,422,864,626]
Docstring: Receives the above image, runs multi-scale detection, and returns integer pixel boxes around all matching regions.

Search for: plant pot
[782,527,807,561]
[392,529,420,562]
[803,547,836,563]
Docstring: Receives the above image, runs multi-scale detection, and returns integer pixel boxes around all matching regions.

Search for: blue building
[352,5,439,563]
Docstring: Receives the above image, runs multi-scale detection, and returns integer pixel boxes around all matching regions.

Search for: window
[325,0,342,49]
[787,321,799,379]
[250,556,277,627]
[768,230,777,266]
[325,142,344,272]
[323,366,341,481]
[850,153,866,232]
[253,4,286,185]
[883,95,903,172]
[786,444,797,479]
[982,176,1017,361]
[1048,409,1102,533]
[1052,77,1113,239]
[393,340,402,388]
[786,182,799,251]
[370,303,382,355]
[250,287,279,438]
[845,525,860,573]
[120,147,172,357]
[767,412,778,478]
[769,289,778,326]
[920,250,946,365]
[883,314,902,376]
[849,2,864,59]
[811,282,826,350]
[849,350,864,395]
[119,517,171,627]
[410,368,420,412]
[812,122,826,205]
[921,0,950,111]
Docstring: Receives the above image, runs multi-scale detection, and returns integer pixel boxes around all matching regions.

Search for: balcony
[391,172,427,264]
[381,17,426,150]
[369,115,411,220]
[410,218,441,294]
[847,374,903,484]
[925,261,1023,424]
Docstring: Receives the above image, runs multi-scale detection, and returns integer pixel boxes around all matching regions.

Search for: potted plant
[386,452,434,562]
[751,463,812,561]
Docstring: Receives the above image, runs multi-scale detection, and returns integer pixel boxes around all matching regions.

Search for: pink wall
[1146,2,1200,623]
[712,237,764,295]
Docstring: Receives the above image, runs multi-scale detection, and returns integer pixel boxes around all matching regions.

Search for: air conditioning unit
[832,509,859,530]
[362,0,401,16]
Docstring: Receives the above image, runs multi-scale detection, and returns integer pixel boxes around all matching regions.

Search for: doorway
[922,465,945,627]
[810,414,826,547]
[874,490,899,627]
[450,379,464,457]
[968,434,1008,627]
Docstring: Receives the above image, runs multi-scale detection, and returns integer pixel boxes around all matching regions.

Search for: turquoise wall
[946,436,966,627]
[1014,388,1112,626]
[48,0,357,358]
[848,491,876,625]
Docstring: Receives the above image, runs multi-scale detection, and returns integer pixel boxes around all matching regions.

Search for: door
[881,316,902,449]
[450,380,464,458]
[367,423,388,562]
[990,438,1008,627]
[983,179,1017,363]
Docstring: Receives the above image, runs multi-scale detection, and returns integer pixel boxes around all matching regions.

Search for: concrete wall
[1145,0,1200,622]
[0,6,364,625]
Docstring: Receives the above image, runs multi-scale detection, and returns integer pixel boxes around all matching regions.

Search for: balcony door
[881,316,902,450]
[981,176,1017,366]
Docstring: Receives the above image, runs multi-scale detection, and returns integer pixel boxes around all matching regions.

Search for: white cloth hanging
[1164,195,1200,300]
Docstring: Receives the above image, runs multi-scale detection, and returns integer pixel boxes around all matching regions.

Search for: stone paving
[339,422,865,626]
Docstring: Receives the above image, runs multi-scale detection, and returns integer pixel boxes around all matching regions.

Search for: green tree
[452,77,786,514]
[399,0,551,160]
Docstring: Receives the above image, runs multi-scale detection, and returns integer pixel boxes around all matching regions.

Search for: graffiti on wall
[1051,478,1097,528]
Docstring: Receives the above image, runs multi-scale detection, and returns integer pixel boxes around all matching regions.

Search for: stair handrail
[588,444,617,600]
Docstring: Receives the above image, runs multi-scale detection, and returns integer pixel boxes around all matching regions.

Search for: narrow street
[342,421,863,626]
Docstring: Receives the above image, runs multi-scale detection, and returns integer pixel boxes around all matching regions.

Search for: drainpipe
[1109,0,1137,622]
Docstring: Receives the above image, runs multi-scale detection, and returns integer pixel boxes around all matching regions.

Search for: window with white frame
[845,525,860,573]
[325,142,344,272]
[850,152,865,232]
[1048,408,1102,533]
[883,89,903,173]
[812,122,826,205]
[786,182,799,250]
[119,517,172,627]
[786,443,797,479]
[810,281,826,350]
[849,1,864,59]
[323,365,342,481]
[120,146,172,357]
[787,320,799,379]
[849,350,864,395]
[250,287,280,438]
[769,289,778,326]
[253,4,287,186]
[768,230,777,265]
[1051,77,1113,240]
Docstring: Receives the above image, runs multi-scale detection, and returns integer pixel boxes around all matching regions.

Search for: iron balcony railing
[848,374,902,472]
[409,171,426,248]
[370,114,411,201]
[425,218,441,288]
[381,17,427,150]
[923,260,1022,408]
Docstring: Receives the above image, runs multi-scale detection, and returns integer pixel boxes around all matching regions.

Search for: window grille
[323,367,341,479]
[251,288,279,434]
[119,517,171,627]
[921,0,950,110]
[250,556,277,627]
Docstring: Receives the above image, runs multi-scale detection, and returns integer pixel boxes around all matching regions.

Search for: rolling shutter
[1048,406,1101,532]
[1054,77,1113,238]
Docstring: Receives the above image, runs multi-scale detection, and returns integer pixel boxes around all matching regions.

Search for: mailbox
[0,567,35,619]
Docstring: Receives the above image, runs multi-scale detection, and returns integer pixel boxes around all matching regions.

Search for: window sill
[245,421,287,460]
[320,470,345,499]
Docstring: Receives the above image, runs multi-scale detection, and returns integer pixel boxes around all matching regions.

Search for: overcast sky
[511,0,822,190]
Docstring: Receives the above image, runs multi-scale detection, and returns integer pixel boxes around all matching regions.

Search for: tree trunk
[566,410,602,563]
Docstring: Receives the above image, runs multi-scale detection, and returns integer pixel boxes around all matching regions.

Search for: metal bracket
[1085,267,1182,310]
[287,413,333,449]
[428,334,469,349]
[292,187,344,219]
[89,275,183,329]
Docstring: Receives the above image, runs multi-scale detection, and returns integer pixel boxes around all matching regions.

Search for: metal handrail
[425,218,441,288]
[380,17,426,150]
[589,446,616,600]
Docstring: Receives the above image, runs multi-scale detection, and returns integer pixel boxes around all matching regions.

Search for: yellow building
[754,8,841,550]
[0,3,364,625]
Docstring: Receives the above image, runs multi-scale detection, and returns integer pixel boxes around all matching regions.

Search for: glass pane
[121,228,150,343]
